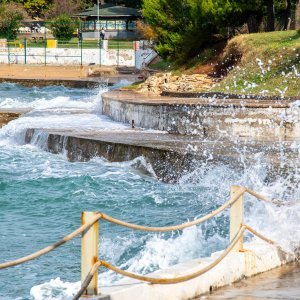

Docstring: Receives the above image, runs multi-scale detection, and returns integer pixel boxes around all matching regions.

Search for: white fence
[0,46,157,69]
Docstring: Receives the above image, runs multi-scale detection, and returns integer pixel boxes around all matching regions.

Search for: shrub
[0,3,27,39]
[50,14,78,41]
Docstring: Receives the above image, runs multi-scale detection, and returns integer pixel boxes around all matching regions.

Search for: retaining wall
[102,91,300,139]
[0,48,156,68]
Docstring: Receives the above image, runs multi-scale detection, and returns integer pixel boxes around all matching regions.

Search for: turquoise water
[0,83,299,300]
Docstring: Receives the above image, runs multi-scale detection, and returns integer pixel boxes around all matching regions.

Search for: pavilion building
[76,3,142,39]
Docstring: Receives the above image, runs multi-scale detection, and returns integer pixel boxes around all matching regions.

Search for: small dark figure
[100,27,105,40]
[77,31,82,41]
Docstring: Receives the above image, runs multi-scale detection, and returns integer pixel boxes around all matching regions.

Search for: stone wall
[0,47,155,67]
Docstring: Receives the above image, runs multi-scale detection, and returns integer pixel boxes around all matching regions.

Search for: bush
[50,14,78,41]
[0,3,27,39]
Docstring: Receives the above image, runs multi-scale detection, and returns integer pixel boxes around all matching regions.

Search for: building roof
[76,5,141,18]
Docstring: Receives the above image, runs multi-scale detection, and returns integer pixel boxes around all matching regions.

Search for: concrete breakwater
[24,128,298,183]
[102,91,300,139]
[100,241,296,300]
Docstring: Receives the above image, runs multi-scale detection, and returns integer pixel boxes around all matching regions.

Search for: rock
[137,72,216,95]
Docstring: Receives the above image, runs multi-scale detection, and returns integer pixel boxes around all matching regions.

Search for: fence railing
[0,186,291,300]
[0,22,149,66]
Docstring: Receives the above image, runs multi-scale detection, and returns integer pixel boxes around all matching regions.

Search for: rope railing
[100,186,247,232]
[74,225,247,300]
[0,186,293,300]
[0,186,248,270]
[74,223,290,300]
[0,212,102,270]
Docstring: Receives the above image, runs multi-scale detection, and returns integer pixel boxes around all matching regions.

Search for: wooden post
[81,212,99,296]
[230,186,244,251]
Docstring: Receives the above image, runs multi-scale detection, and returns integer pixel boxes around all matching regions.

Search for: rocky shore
[137,72,216,95]
[0,112,21,127]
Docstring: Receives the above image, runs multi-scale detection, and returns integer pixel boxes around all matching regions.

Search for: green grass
[211,30,300,97]
[8,38,134,50]
[121,81,143,90]
[150,59,175,71]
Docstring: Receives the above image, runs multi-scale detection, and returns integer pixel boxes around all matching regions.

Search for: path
[203,263,300,299]
[0,65,141,87]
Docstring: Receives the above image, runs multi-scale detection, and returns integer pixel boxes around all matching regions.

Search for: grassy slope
[212,30,300,97]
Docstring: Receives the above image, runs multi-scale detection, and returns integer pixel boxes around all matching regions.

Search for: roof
[76,5,141,18]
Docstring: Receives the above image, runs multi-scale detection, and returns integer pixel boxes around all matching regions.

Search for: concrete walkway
[105,90,294,107]
[0,65,141,87]
[203,263,300,299]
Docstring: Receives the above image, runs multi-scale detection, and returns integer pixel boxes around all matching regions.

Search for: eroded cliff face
[0,112,21,127]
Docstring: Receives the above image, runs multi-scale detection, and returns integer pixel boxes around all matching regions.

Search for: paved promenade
[204,262,300,299]
[106,90,294,107]
[0,65,140,87]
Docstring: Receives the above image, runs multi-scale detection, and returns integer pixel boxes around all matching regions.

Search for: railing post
[81,212,99,296]
[230,186,244,251]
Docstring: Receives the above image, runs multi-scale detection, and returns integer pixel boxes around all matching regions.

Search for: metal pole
[80,23,83,66]
[134,41,136,69]
[44,23,47,65]
[81,212,99,296]
[117,23,119,66]
[98,0,101,66]
[230,186,244,251]
[7,22,10,64]
[24,37,27,64]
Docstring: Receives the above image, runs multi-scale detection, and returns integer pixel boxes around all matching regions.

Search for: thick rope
[73,261,101,300]
[0,188,246,270]
[0,186,286,271]
[0,213,102,270]
[100,187,247,232]
[74,224,291,300]
[245,224,277,245]
[245,188,273,203]
[86,226,246,287]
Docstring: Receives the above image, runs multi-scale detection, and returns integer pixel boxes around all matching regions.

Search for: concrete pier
[204,262,300,299]
[24,127,298,183]
[98,241,296,300]
[102,91,299,139]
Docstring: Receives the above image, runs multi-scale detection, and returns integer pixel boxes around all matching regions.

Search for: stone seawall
[102,91,300,139]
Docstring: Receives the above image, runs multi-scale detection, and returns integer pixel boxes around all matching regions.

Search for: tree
[143,0,260,60]
[295,0,300,29]
[143,0,195,59]
[22,0,50,18]
[105,0,142,8]
[265,0,275,31]
[46,0,82,19]
[50,14,78,41]
[0,2,27,39]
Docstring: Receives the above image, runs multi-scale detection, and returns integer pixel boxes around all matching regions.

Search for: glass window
[116,20,126,30]
[107,20,116,30]
[100,21,107,29]
[128,21,136,30]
